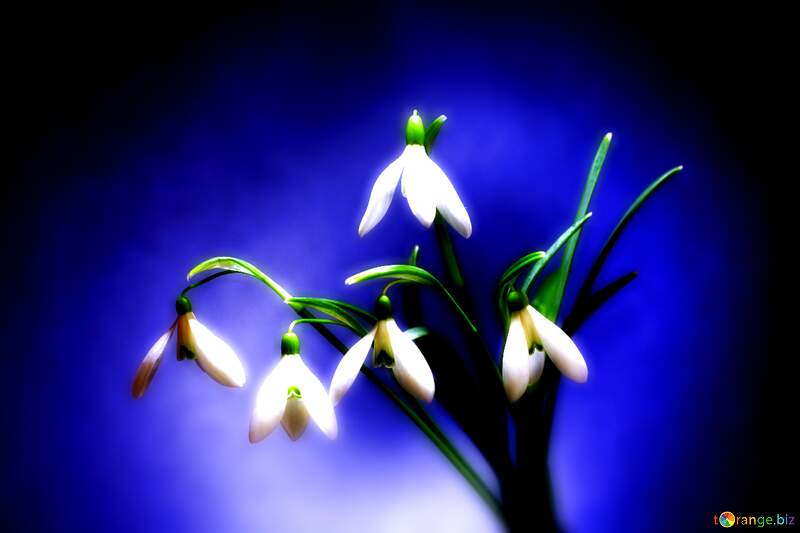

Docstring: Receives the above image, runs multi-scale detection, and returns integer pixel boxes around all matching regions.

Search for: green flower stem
[433,214,465,290]
[181,266,501,518]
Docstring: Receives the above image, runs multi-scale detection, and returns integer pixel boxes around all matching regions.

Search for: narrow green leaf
[499,251,545,287]
[408,244,420,266]
[186,256,290,300]
[564,271,638,334]
[346,264,438,287]
[575,166,682,303]
[404,326,430,341]
[519,213,593,293]
[541,133,612,320]
[346,264,477,332]
[532,271,561,322]
[286,297,373,335]
[424,114,447,155]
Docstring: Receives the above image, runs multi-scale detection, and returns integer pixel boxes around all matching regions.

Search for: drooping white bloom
[358,110,472,238]
[249,332,338,442]
[502,290,587,402]
[131,296,246,398]
[330,295,435,404]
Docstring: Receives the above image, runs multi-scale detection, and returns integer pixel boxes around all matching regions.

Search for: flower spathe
[131,296,246,398]
[502,290,587,402]
[358,110,472,238]
[330,295,435,404]
[249,332,338,442]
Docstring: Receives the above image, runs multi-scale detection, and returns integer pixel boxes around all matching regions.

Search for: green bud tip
[175,296,192,315]
[506,290,529,312]
[405,109,425,146]
[281,331,301,355]
[374,294,393,320]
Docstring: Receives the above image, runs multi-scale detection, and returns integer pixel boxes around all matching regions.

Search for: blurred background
[2,2,789,532]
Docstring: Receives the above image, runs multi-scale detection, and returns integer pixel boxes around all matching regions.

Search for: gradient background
[2,3,790,532]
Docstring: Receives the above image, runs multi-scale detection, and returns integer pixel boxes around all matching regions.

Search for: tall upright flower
[330,295,435,404]
[502,290,588,402]
[131,295,247,398]
[249,331,338,442]
[358,110,472,238]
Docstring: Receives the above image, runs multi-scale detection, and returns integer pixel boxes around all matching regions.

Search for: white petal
[188,318,247,387]
[528,349,545,386]
[131,322,175,399]
[330,329,375,405]
[281,397,309,441]
[386,319,435,402]
[429,160,472,238]
[249,356,291,443]
[358,155,404,237]
[527,306,588,383]
[502,314,531,402]
[401,145,437,228]
[297,359,338,439]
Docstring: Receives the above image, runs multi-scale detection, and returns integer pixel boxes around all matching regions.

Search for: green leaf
[404,326,430,341]
[186,256,290,300]
[538,133,612,320]
[519,212,593,293]
[424,114,447,155]
[564,271,638,334]
[532,271,561,322]
[346,264,477,332]
[575,166,682,302]
[499,251,545,288]
[286,297,374,335]
[408,244,420,266]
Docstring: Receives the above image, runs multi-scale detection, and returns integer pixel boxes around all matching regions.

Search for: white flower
[330,295,435,404]
[358,110,472,238]
[131,296,246,398]
[249,332,338,442]
[502,290,587,402]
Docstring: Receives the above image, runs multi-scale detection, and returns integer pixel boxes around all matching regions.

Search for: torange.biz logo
[714,511,796,528]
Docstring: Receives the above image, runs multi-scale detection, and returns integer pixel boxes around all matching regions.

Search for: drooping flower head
[131,295,246,398]
[502,290,588,402]
[249,331,338,442]
[330,294,435,404]
[358,110,472,238]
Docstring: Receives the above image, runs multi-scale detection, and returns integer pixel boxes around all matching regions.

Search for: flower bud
[405,110,425,146]
[374,294,393,320]
[175,295,193,315]
[506,290,529,312]
[281,331,301,356]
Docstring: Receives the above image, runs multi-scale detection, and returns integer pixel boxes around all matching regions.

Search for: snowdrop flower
[330,295,435,404]
[502,290,588,402]
[131,296,246,398]
[249,332,338,442]
[358,110,472,238]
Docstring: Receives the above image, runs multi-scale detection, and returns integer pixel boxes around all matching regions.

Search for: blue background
[2,3,778,532]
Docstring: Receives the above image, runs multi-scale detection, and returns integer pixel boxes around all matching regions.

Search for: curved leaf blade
[499,251,545,287]
[519,212,593,294]
[346,264,477,332]
[286,297,373,335]
[575,166,682,302]
[187,256,290,300]
[540,133,612,321]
